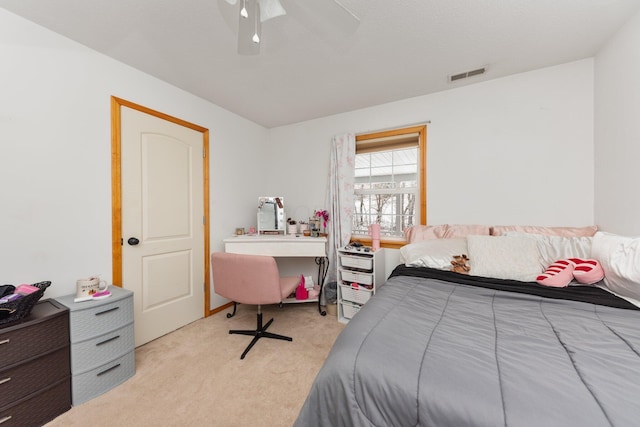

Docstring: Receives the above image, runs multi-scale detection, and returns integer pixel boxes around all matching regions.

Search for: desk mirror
[257,196,285,233]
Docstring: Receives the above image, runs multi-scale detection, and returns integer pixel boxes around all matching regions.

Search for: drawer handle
[0,377,10,386]
[97,363,121,377]
[0,339,9,346]
[95,306,119,316]
[0,416,11,424]
[96,335,120,346]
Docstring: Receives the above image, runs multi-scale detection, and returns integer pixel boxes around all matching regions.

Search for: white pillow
[504,232,592,268]
[400,238,468,270]
[467,235,542,282]
[591,231,640,301]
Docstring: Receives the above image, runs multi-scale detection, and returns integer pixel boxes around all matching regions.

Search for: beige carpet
[45,303,344,427]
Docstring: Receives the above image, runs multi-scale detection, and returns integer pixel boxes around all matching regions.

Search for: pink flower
[315,210,329,228]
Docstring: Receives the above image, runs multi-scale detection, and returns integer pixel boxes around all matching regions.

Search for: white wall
[594,10,640,235]
[0,9,268,307]
[0,7,604,306]
[269,59,595,228]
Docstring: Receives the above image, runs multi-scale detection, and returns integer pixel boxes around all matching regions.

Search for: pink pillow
[572,259,605,285]
[536,258,605,287]
[403,224,490,243]
[403,225,447,243]
[536,260,575,287]
[491,225,597,237]
[441,224,491,238]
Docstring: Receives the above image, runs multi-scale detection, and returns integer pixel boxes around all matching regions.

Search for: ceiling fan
[221,0,360,55]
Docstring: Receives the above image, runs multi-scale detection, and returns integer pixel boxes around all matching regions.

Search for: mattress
[295,266,640,427]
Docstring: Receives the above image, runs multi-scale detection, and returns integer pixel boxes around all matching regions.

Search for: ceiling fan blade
[223,0,360,55]
[284,0,360,36]
[258,0,286,23]
[324,0,360,33]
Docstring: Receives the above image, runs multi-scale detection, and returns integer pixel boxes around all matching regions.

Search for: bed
[295,227,640,427]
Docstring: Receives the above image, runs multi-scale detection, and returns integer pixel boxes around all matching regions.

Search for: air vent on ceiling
[448,67,486,83]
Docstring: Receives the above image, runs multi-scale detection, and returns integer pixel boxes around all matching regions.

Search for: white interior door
[120,106,205,347]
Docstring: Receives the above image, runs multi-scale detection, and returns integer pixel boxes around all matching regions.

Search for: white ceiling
[1,0,639,128]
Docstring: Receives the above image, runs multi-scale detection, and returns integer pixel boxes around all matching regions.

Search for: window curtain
[324,133,356,286]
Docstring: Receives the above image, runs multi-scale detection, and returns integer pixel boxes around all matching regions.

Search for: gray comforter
[295,267,640,427]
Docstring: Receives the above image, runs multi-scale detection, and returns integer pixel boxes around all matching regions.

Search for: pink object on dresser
[15,284,40,295]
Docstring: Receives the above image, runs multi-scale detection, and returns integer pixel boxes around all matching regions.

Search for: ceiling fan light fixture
[237,0,261,54]
[240,0,248,18]
[252,2,260,43]
[258,0,286,22]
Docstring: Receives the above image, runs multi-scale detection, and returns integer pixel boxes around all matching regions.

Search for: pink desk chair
[211,252,300,359]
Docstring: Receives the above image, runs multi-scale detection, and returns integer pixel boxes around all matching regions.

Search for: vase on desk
[369,223,381,250]
[309,218,321,237]
[287,224,297,235]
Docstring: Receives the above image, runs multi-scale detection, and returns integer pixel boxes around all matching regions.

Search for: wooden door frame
[110,96,212,317]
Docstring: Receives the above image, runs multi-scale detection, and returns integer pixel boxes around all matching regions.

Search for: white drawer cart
[337,247,385,323]
[55,286,135,405]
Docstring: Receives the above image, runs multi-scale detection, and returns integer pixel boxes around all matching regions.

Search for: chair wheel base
[230,313,292,359]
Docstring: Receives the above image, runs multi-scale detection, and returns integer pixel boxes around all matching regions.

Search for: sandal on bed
[536,259,576,287]
[571,259,605,285]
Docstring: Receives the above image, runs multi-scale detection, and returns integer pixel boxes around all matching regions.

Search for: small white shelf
[336,247,385,323]
[282,296,319,304]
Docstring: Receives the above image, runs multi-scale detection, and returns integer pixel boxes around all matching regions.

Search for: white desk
[223,235,328,315]
[223,235,327,257]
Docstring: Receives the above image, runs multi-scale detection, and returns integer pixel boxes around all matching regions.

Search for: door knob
[127,237,140,246]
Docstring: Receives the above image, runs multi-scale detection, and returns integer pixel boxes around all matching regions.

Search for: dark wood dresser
[0,299,71,426]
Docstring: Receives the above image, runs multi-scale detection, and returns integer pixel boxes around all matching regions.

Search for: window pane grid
[353,144,418,237]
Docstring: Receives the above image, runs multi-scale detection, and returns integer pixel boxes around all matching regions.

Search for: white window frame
[352,125,427,246]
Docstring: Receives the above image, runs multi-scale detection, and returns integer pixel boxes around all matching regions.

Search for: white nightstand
[337,246,385,323]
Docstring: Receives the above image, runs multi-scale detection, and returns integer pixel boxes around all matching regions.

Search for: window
[353,125,426,243]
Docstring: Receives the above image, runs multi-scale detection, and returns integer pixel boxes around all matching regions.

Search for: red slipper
[536,259,576,287]
[572,259,605,285]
